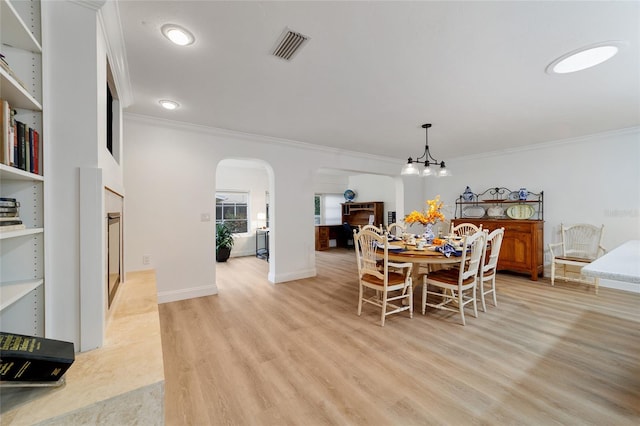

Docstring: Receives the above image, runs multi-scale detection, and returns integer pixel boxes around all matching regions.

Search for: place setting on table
[384,196,466,258]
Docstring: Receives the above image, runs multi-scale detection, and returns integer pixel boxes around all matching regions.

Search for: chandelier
[400,123,451,177]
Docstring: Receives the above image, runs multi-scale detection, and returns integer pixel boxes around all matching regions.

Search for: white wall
[348,174,396,226]
[123,114,403,303]
[425,127,640,292]
[42,0,128,350]
[312,170,349,194]
[216,161,270,257]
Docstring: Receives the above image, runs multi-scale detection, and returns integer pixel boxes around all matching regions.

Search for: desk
[256,228,269,260]
[582,240,640,284]
[315,224,351,251]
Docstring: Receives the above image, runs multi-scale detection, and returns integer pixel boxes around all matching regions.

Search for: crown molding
[69,0,106,12]
[124,113,403,165]
[451,126,640,163]
[98,1,133,107]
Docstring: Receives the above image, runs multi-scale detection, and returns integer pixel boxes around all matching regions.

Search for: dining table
[375,241,467,312]
[381,242,463,284]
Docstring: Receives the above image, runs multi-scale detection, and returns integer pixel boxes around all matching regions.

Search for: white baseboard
[157,283,218,304]
[269,267,316,284]
[230,249,258,258]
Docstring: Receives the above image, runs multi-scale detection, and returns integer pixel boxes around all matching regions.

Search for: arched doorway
[215,158,274,283]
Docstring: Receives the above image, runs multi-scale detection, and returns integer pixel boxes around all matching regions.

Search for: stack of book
[0,332,75,383]
[1,98,41,174]
[0,197,24,232]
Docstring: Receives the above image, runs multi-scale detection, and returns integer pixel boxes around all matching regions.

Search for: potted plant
[216,223,235,262]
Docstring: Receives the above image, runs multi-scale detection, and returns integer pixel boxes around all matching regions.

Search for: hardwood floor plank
[159,249,640,425]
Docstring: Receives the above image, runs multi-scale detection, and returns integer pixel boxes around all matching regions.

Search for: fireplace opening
[107,212,121,308]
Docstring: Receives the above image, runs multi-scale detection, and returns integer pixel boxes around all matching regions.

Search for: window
[314,193,343,225]
[106,61,120,163]
[314,195,321,225]
[216,192,249,233]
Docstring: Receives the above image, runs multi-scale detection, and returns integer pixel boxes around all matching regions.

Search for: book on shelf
[8,120,40,174]
[17,121,26,171]
[0,217,22,225]
[0,223,26,232]
[0,211,19,217]
[0,332,75,382]
[1,99,9,165]
[33,128,39,175]
[0,197,19,208]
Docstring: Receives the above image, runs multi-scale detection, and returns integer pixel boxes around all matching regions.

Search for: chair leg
[492,277,498,307]
[380,290,387,327]
[422,277,428,315]
[595,277,599,295]
[458,290,466,326]
[408,283,414,318]
[471,285,478,319]
[357,284,363,316]
[550,261,555,286]
[479,279,487,312]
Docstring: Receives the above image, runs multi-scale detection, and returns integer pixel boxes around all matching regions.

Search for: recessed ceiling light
[161,24,195,46]
[546,41,627,74]
[159,99,179,110]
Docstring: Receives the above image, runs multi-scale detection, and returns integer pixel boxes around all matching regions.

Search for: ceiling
[118,1,640,163]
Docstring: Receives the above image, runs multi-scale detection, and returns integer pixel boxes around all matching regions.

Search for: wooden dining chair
[354,229,413,326]
[548,223,605,293]
[386,222,406,238]
[422,230,485,325]
[478,227,505,312]
[451,222,482,237]
[359,224,384,234]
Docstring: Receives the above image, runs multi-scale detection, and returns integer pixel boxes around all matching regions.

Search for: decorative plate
[508,191,520,201]
[506,204,535,220]
[343,189,356,202]
[462,205,486,218]
[487,206,505,218]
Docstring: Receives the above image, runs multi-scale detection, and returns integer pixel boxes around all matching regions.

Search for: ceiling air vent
[272,28,309,61]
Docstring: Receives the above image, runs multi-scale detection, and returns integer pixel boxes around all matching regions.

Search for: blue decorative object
[518,188,528,201]
[423,223,435,244]
[343,189,356,202]
[462,186,474,202]
[436,243,460,258]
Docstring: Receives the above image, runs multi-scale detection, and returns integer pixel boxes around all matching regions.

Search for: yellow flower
[404,196,445,225]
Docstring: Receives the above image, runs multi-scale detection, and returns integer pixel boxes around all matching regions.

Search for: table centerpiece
[404,195,445,244]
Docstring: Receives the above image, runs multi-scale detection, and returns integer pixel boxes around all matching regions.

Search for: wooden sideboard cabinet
[452,219,544,281]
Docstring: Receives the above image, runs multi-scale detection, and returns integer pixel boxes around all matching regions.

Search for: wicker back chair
[548,223,605,293]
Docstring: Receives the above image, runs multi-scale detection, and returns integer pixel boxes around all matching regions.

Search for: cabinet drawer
[503,223,533,233]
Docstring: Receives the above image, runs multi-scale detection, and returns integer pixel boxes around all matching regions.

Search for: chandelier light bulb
[401,123,450,177]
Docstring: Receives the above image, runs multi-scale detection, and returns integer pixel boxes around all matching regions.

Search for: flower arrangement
[404,195,445,225]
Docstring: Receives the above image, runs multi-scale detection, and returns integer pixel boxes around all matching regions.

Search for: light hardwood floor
[159,249,640,425]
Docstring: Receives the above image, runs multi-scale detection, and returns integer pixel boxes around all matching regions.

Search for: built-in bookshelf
[0,0,44,336]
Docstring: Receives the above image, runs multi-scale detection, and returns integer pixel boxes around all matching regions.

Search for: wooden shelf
[342,201,384,227]
[0,67,42,111]
[457,200,539,204]
[0,163,44,181]
[0,228,44,240]
[0,0,45,337]
[0,278,43,311]
[455,187,543,220]
[0,0,42,53]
